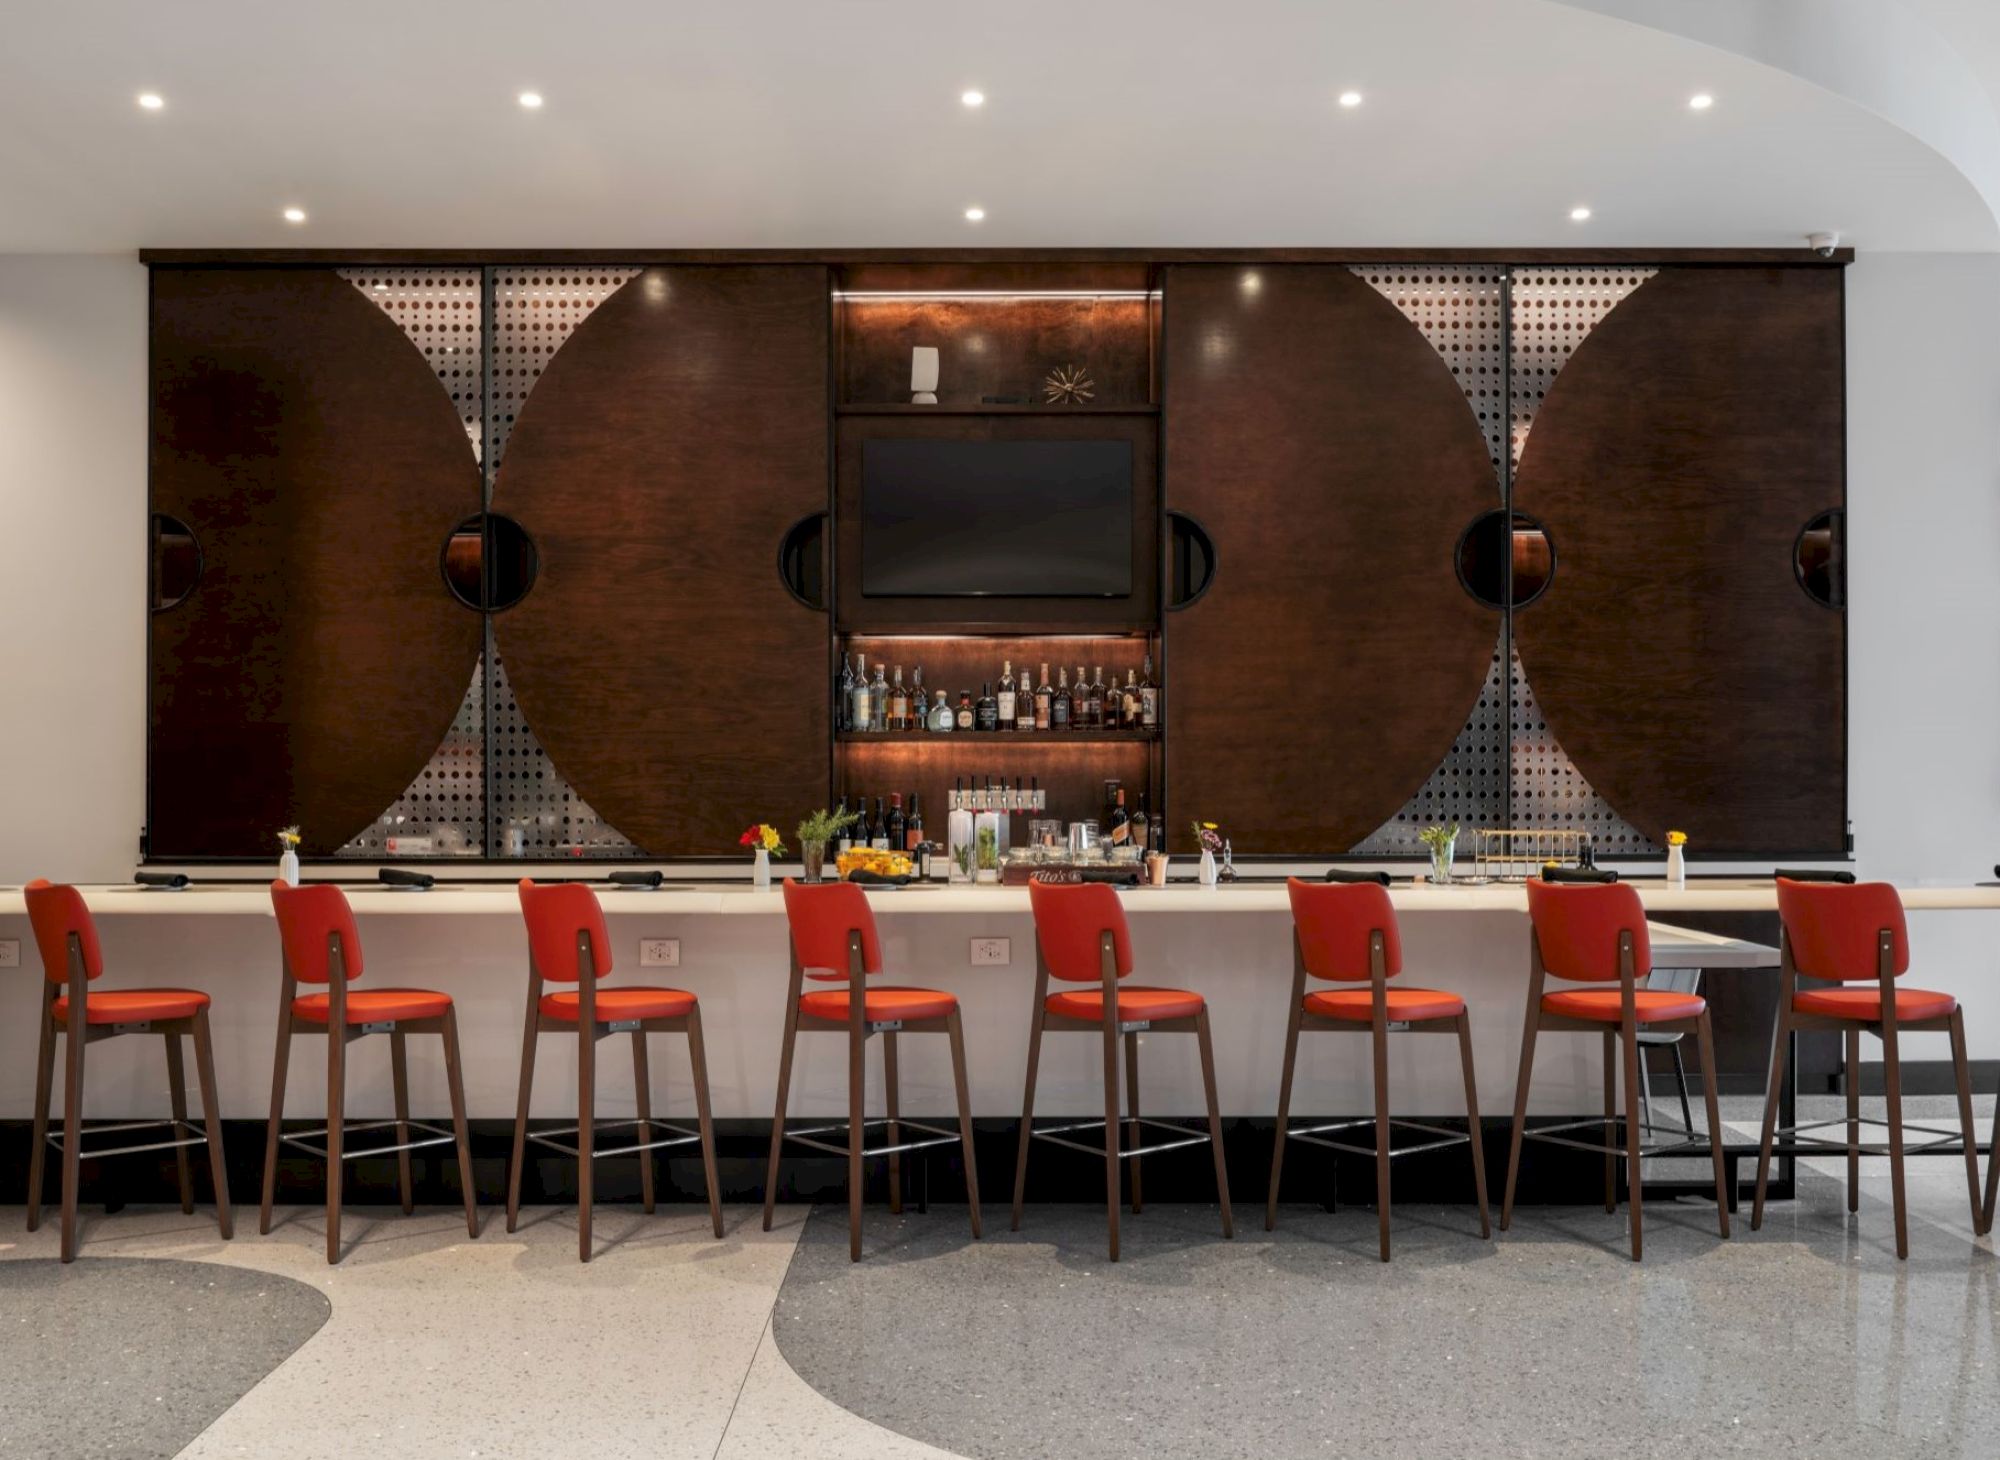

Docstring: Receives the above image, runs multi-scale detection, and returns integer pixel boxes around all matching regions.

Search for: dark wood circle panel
[1511,267,1845,853]
[1161,265,1498,853]
[149,269,484,857]
[491,266,831,855]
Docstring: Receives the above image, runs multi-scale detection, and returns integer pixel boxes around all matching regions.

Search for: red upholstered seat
[540,986,697,1022]
[1305,986,1465,1023]
[1046,985,1205,1022]
[291,987,453,1023]
[801,986,958,1022]
[53,988,210,1024]
[1794,985,1957,1023]
[1540,989,1705,1024]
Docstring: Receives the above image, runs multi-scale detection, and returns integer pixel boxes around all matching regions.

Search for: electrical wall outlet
[970,937,1010,966]
[0,939,18,969]
[639,938,680,968]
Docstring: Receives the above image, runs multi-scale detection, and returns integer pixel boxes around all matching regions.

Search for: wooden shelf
[838,729,1159,745]
[835,403,1160,416]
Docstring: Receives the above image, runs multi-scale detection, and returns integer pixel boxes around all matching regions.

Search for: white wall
[1846,251,2000,1043]
[0,255,147,884]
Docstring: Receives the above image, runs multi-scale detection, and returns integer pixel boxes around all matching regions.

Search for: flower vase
[1665,843,1685,888]
[278,849,300,887]
[753,847,771,889]
[1429,834,1457,885]
[801,841,825,883]
[1199,848,1218,887]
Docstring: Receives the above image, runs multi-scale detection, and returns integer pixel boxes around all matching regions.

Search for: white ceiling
[2,0,1996,253]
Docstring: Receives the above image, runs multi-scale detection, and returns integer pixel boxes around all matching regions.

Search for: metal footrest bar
[46,1117,210,1161]
[1029,1115,1215,1161]
[781,1116,964,1160]
[1286,1116,1472,1161]
[281,1118,459,1161]
[526,1118,703,1159]
[1519,1115,1723,1162]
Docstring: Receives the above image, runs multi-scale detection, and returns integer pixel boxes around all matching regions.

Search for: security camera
[1807,231,1840,258]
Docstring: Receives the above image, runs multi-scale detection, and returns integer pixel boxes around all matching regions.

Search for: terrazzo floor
[0,1094,1994,1459]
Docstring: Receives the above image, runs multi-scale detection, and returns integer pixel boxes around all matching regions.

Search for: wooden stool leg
[1984,1067,2000,1236]
[442,1008,478,1239]
[1196,1008,1234,1240]
[1372,1012,1392,1262]
[1845,1028,1861,1213]
[1101,1011,1122,1262]
[1124,1031,1143,1215]
[1948,1010,1984,1234]
[761,1003,799,1233]
[1265,1000,1302,1232]
[1010,1009,1045,1232]
[1621,1021,1644,1262]
[192,1011,233,1239]
[166,1031,195,1215]
[1694,1013,1729,1238]
[1457,1013,1491,1239]
[578,1024,596,1263]
[1601,1030,1618,1214]
[946,1009,982,1238]
[1671,1042,1695,1137]
[26,1007,55,1233]
[1751,1010,1791,1231]
[325,1027,346,1266]
[1500,1013,1540,1231]
[260,1011,294,1236]
[1882,1020,1909,1259]
[59,1016,84,1263]
[390,1030,415,1216]
[884,1030,902,1217]
[632,1031,656,1216]
[847,1021,865,1263]
[685,1007,723,1239]
[505,1011,539,1235]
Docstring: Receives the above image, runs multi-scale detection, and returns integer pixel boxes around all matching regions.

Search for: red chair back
[782,879,882,981]
[1525,878,1651,981]
[1286,877,1402,980]
[270,881,364,983]
[1028,879,1133,983]
[1776,878,1909,982]
[23,880,103,983]
[517,879,612,982]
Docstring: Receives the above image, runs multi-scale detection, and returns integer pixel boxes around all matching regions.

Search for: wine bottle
[1131,791,1150,852]
[976,681,999,732]
[870,796,891,851]
[1035,662,1053,730]
[849,654,872,734]
[884,793,906,851]
[1107,786,1131,845]
[906,792,925,851]
[837,653,855,732]
[997,660,1017,731]
[911,665,927,732]
[833,794,853,855]
[853,796,874,851]
[1052,667,1072,730]
[1139,652,1159,728]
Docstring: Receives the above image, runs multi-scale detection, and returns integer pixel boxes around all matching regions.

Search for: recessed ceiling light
[964,206,986,222]
[518,91,544,110]
[1689,92,1715,111]
[1337,90,1363,108]
[961,89,985,108]
[136,92,164,111]
[1569,206,1592,222]
[282,206,307,224]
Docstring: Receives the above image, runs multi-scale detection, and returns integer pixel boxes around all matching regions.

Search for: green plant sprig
[797,806,859,846]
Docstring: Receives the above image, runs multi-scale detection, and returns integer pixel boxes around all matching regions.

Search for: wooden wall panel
[148,269,484,857]
[1161,265,1497,853]
[490,266,831,855]
[1511,267,1846,853]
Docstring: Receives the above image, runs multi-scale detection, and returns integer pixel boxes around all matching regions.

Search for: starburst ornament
[1043,364,1095,405]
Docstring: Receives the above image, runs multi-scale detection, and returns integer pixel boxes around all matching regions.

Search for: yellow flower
[1666,830,1688,847]
[760,825,782,852]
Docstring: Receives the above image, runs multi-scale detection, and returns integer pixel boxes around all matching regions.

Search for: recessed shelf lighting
[518,91,544,109]
[961,89,985,108]
[1569,206,1592,222]
[833,289,1158,301]
[1337,90,1363,108]
[1689,92,1715,111]
[136,92,165,111]
[282,206,307,224]
[964,206,986,222]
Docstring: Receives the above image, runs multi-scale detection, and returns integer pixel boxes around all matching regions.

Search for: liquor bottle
[906,791,925,851]
[1015,665,1036,732]
[870,797,891,851]
[997,660,1017,731]
[1121,669,1141,729]
[1131,791,1150,853]
[1101,667,1122,730]
[1107,786,1131,845]
[849,654,872,734]
[868,662,889,732]
[1090,666,1109,729]
[888,666,910,732]
[911,665,927,731]
[833,794,854,856]
[930,690,954,732]
[1073,665,1093,728]
[1138,652,1159,728]
[955,690,975,731]
[884,792,906,851]
[1051,667,1072,730]
[1035,662,1053,730]
[975,681,999,732]
[837,653,855,732]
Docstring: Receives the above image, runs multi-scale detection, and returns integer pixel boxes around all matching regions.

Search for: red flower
[739,825,761,848]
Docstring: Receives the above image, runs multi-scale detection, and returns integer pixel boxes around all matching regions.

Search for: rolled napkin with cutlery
[377,867,436,890]
[844,869,913,886]
[134,871,191,889]
[1538,865,1619,884]
[1773,867,1856,884]
[1323,868,1392,885]
[607,869,666,889]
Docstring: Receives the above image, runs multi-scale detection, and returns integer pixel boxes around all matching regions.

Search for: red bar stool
[1500,878,1731,1261]
[1266,877,1489,1260]
[261,882,477,1264]
[23,881,232,1263]
[762,879,981,1262]
[1752,877,1985,1258]
[507,880,723,1262]
[1011,878,1232,1261]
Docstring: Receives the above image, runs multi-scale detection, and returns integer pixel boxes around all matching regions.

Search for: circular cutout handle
[1455,509,1555,611]
[150,513,203,612]
[1166,511,1217,610]
[1793,509,1844,609]
[777,512,828,611]
[440,512,538,612]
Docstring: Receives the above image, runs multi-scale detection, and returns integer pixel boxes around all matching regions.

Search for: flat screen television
[861,438,1133,597]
